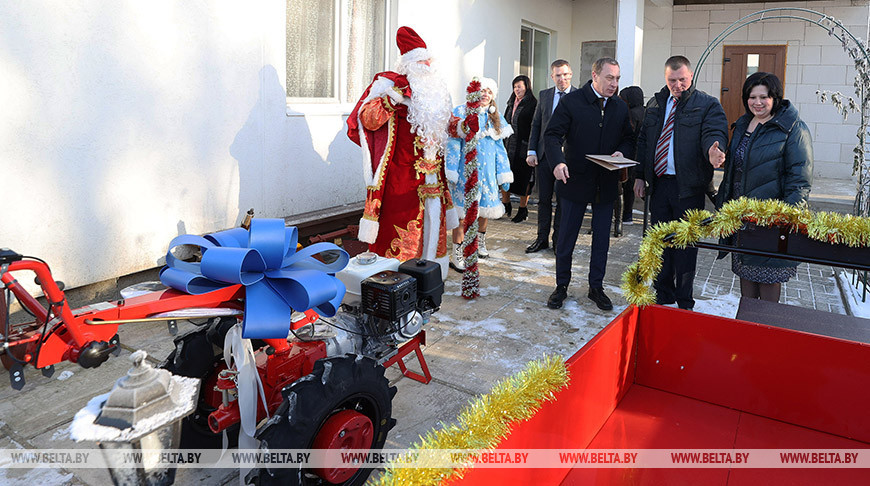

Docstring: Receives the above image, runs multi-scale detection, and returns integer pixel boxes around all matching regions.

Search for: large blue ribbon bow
[159,218,349,339]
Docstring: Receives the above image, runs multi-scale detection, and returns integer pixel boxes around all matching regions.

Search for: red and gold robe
[347,72,457,277]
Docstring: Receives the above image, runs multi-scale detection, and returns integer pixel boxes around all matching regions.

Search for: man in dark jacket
[633,56,728,310]
[525,60,578,253]
[544,57,634,310]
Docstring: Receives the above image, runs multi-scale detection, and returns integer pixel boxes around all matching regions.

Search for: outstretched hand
[708,141,726,168]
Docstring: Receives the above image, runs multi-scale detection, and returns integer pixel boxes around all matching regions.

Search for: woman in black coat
[714,72,813,302]
[500,75,537,223]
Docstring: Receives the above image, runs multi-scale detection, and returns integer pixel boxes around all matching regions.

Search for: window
[519,25,551,93]
[286,0,388,102]
[746,53,760,77]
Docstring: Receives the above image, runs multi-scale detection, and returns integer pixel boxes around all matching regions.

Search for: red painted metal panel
[635,305,870,443]
[562,385,736,485]
[729,412,870,485]
[453,306,639,485]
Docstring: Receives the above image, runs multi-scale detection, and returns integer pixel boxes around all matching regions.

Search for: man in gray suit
[525,59,577,253]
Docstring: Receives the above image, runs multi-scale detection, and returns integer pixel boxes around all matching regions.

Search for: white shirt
[590,85,607,108]
[552,88,570,114]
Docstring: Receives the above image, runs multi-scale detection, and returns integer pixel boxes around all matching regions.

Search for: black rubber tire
[250,354,397,486]
[159,316,241,449]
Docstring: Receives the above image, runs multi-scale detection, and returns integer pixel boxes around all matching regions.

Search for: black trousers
[555,197,613,288]
[621,177,635,221]
[535,157,561,244]
[649,177,706,309]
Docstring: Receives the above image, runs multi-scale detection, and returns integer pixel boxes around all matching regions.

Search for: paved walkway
[0,180,856,485]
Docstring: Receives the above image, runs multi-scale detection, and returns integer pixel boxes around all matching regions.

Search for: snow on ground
[838,271,870,319]
[0,467,75,486]
[51,426,70,442]
[0,434,75,486]
[693,292,740,319]
[56,370,74,381]
[436,315,509,339]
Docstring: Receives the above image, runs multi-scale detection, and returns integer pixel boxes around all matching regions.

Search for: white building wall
[395,0,575,106]
[0,0,575,290]
[671,0,870,181]
[641,1,675,98]
[571,0,621,83]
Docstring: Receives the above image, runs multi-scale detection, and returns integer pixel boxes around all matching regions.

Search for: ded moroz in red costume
[347,26,458,279]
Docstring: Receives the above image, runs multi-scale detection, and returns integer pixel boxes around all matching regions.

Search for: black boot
[548,285,568,309]
[511,206,528,223]
[526,237,549,253]
[503,201,512,218]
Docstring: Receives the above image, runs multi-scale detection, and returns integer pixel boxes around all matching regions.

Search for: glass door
[520,25,551,93]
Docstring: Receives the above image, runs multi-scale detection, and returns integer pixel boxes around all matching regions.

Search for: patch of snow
[50,426,70,442]
[484,247,508,256]
[0,466,75,485]
[838,271,870,319]
[693,292,740,319]
[0,440,75,485]
[434,314,515,340]
[56,370,74,381]
[476,285,501,297]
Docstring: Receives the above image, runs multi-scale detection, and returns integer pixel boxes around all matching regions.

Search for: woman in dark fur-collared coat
[715,72,813,303]
[501,75,538,223]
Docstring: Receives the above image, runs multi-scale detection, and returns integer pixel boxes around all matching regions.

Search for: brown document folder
[585,154,639,171]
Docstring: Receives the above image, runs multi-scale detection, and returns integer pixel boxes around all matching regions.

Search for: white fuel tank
[336,252,400,305]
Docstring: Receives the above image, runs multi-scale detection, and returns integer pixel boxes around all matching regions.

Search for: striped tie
[654,97,677,177]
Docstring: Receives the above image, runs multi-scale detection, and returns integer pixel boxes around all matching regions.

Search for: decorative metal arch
[695,8,870,216]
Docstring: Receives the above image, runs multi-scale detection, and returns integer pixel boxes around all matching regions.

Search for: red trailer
[455,302,870,485]
[454,220,870,485]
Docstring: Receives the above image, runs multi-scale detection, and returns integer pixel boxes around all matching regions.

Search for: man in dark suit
[544,58,634,310]
[633,56,727,310]
[525,60,577,254]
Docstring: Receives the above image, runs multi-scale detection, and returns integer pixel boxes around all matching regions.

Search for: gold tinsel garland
[373,355,569,486]
[621,197,870,306]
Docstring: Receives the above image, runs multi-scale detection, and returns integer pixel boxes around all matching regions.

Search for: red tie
[654,97,677,177]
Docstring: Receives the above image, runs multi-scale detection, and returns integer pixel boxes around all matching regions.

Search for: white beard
[399,61,452,157]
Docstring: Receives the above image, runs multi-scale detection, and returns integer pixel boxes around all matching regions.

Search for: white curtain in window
[345,0,385,101]
[287,0,336,98]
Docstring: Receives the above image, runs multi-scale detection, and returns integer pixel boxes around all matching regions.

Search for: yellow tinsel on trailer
[374,355,569,486]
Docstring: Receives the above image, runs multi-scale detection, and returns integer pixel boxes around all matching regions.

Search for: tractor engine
[307,256,443,363]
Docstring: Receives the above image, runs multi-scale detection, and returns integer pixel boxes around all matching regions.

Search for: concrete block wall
[671,0,870,181]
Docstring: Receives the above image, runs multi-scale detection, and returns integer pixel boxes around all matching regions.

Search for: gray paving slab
[0,354,132,441]
[385,379,472,449]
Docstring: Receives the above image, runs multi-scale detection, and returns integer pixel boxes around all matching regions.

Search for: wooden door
[720,45,787,127]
